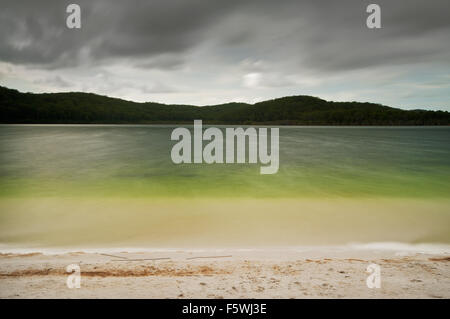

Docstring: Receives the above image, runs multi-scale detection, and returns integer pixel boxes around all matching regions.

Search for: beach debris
[186,255,232,260]
[428,256,450,262]
[99,253,129,259]
[111,257,171,261]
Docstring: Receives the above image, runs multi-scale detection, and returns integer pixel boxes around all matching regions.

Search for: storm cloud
[0,0,449,109]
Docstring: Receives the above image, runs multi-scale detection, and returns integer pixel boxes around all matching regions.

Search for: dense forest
[0,86,449,125]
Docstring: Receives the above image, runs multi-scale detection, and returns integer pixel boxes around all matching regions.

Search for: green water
[0,125,449,247]
[0,125,449,198]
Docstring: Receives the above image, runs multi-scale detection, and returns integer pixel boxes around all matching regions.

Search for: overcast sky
[0,0,449,110]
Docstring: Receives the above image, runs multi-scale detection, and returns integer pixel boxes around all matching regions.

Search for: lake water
[0,125,449,249]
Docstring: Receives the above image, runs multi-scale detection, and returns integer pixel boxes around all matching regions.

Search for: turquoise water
[0,125,449,198]
[0,125,449,247]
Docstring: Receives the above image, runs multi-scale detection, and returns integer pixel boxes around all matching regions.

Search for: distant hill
[0,86,449,125]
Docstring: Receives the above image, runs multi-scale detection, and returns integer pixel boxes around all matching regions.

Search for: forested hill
[0,86,449,125]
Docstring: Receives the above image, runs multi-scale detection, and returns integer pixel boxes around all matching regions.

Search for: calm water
[0,125,449,248]
[0,125,449,198]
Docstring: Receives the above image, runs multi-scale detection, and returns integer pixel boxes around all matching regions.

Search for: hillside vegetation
[1,86,448,125]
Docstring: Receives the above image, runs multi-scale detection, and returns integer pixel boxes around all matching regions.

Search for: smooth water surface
[0,125,449,248]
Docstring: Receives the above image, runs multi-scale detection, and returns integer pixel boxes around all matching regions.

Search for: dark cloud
[0,0,449,74]
[286,0,450,72]
[136,54,185,70]
[0,0,241,68]
[33,75,72,88]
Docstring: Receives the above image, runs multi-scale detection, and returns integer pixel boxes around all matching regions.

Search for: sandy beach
[0,246,449,299]
[1,0,450,305]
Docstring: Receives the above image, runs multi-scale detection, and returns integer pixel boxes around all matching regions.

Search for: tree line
[1,86,449,125]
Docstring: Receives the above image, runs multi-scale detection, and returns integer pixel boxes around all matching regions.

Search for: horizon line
[1,85,448,112]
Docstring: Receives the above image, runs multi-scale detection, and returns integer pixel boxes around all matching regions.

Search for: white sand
[0,246,449,298]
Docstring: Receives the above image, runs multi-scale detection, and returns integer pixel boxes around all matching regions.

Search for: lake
[0,125,449,249]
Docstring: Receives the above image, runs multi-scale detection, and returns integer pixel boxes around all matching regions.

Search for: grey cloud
[211,0,450,73]
[140,81,177,94]
[77,69,178,95]
[33,75,72,88]
[136,54,185,70]
[292,0,450,72]
[0,0,241,68]
[0,0,449,75]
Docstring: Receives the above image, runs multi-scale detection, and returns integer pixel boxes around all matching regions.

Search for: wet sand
[1,198,449,247]
[0,247,449,298]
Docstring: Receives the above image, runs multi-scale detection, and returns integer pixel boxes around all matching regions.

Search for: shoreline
[1,245,449,298]
[1,242,450,256]
[2,198,449,247]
